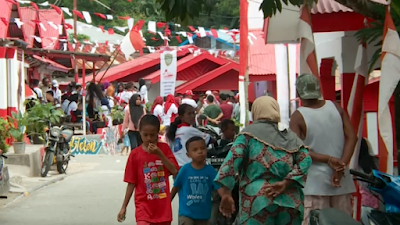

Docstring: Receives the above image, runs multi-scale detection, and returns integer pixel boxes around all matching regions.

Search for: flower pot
[94,121,105,128]
[112,119,123,126]
[13,142,26,154]
[31,134,43,144]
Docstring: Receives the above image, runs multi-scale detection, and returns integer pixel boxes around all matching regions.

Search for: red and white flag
[298,5,319,78]
[378,7,400,174]
[120,26,145,60]
[348,43,369,170]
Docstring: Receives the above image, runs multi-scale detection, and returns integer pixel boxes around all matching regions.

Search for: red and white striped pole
[238,0,249,128]
[0,47,8,118]
[347,43,368,221]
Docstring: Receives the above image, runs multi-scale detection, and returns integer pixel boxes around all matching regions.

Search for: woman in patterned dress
[215,96,312,225]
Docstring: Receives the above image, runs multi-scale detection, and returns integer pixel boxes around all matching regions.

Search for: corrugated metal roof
[311,0,388,14]
[248,29,299,76]
[0,1,13,38]
[19,7,37,48]
[248,29,276,75]
[38,9,63,49]
[78,45,196,83]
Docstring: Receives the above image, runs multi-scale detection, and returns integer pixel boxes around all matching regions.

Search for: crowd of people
[115,73,379,225]
[29,77,150,134]
[29,74,378,225]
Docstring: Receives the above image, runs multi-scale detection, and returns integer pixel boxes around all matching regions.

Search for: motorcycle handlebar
[1,154,7,159]
[349,169,373,181]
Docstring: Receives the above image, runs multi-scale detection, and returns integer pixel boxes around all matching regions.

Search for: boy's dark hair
[207,95,214,103]
[125,82,133,90]
[221,119,235,131]
[220,93,228,101]
[46,90,54,97]
[31,79,39,86]
[139,114,160,131]
[185,136,205,151]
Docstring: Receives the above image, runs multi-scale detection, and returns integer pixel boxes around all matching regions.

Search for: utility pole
[238,0,249,128]
[73,0,78,83]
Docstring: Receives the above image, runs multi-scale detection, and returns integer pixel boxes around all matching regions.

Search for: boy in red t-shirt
[117,115,179,225]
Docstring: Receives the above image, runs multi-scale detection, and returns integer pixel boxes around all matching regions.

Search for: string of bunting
[8,0,250,45]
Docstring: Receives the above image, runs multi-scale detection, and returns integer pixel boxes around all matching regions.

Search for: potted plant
[8,111,27,154]
[24,101,64,144]
[0,117,10,154]
[110,106,125,125]
[93,106,106,128]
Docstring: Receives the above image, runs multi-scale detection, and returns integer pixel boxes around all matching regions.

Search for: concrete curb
[3,174,68,208]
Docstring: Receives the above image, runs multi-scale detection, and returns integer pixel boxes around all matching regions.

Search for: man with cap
[181,90,197,108]
[289,73,357,225]
[51,80,62,104]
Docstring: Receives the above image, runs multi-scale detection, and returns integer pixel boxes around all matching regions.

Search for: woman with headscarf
[122,94,146,149]
[115,83,124,102]
[175,96,181,106]
[151,96,164,124]
[216,96,312,225]
[163,94,178,126]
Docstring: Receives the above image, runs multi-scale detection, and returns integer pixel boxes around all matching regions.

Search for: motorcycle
[41,123,74,177]
[0,149,7,199]
[310,169,400,225]
[206,142,239,225]
[198,125,221,141]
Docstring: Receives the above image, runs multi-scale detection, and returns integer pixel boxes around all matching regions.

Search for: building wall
[0,47,25,117]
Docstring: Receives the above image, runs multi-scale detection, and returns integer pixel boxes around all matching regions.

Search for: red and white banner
[378,7,400,174]
[348,44,369,170]
[298,5,319,78]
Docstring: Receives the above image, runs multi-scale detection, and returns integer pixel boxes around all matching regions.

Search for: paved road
[0,155,179,225]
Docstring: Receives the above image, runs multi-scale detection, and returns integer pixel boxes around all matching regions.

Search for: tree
[68,33,90,42]
[156,0,388,22]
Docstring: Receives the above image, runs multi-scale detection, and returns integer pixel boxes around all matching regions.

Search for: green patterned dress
[215,134,312,225]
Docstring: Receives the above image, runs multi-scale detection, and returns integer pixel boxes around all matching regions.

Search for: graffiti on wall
[69,137,103,154]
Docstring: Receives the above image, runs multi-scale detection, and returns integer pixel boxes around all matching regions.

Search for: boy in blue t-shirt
[171,136,221,225]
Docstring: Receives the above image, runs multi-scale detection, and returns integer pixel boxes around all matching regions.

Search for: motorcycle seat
[310,208,361,225]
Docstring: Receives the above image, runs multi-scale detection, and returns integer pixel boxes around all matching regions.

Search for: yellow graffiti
[69,137,102,154]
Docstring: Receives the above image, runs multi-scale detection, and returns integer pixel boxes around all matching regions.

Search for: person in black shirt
[74,102,90,134]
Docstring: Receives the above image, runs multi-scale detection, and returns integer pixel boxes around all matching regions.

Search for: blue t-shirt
[174,163,220,220]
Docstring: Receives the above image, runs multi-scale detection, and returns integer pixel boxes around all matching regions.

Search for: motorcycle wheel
[56,158,68,174]
[40,151,54,177]
[56,145,69,174]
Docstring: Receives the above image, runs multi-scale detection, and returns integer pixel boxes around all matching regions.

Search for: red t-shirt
[219,103,233,120]
[124,142,179,223]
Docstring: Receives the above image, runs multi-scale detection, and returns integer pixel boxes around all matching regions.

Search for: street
[0,155,179,225]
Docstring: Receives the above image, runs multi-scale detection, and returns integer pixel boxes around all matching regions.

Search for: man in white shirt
[51,80,62,104]
[31,79,43,102]
[181,90,197,108]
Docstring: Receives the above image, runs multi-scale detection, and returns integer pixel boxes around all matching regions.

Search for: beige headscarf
[240,96,304,152]
[251,96,280,123]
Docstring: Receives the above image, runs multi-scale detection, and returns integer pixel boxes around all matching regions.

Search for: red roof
[248,29,299,76]
[175,62,239,92]
[38,9,63,50]
[32,55,69,73]
[0,1,13,38]
[143,51,234,84]
[311,0,387,14]
[19,7,37,48]
[78,46,195,83]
